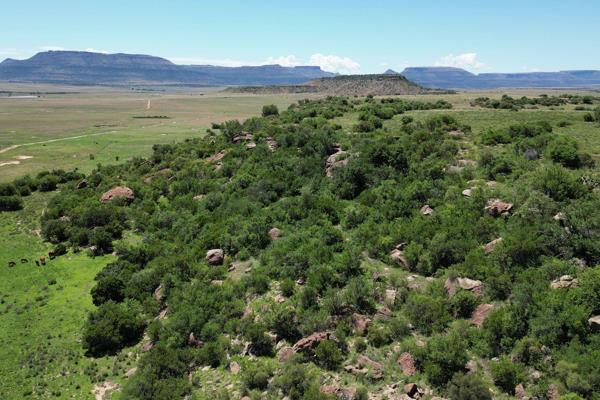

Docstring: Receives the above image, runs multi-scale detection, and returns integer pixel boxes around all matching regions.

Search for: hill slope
[0,51,335,86]
[402,66,600,89]
[225,74,439,96]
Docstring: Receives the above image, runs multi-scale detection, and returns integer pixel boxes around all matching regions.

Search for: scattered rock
[444,277,484,297]
[277,346,294,362]
[466,360,478,374]
[445,165,464,174]
[205,249,224,265]
[588,315,600,332]
[515,384,527,399]
[274,294,286,303]
[485,199,513,217]
[470,304,495,327]
[193,194,205,201]
[211,280,224,286]
[550,275,578,289]
[352,313,371,335]
[188,332,203,347]
[404,383,419,398]
[229,361,241,374]
[325,145,348,177]
[390,244,409,269]
[384,289,397,305]
[420,204,434,215]
[462,188,473,197]
[141,340,154,352]
[206,150,227,163]
[92,381,120,400]
[457,159,477,167]
[448,130,465,137]
[124,367,137,378]
[397,352,416,376]
[292,331,335,354]
[245,142,257,149]
[266,136,278,152]
[153,284,164,301]
[484,238,502,254]
[374,306,392,320]
[547,384,560,400]
[269,227,282,240]
[338,387,358,400]
[100,186,134,203]
[320,385,339,396]
[232,132,254,142]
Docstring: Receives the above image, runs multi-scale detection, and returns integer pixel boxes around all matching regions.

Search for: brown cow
[39,256,46,266]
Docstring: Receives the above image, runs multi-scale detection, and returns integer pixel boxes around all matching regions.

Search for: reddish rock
[142,340,154,352]
[320,385,338,395]
[485,199,513,217]
[205,249,224,265]
[470,304,495,327]
[398,352,416,376]
[352,313,371,335]
[338,387,358,400]
[269,227,282,240]
[206,150,227,163]
[292,331,334,353]
[374,306,392,321]
[245,142,257,149]
[100,186,134,203]
[484,238,502,254]
[515,384,527,399]
[357,355,384,380]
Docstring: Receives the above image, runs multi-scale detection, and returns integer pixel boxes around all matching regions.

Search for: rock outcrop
[470,304,494,327]
[444,277,484,297]
[550,275,578,289]
[100,186,134,203]
[485,199,513,217]
[205,249,224,265]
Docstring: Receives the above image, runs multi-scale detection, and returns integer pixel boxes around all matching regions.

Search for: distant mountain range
[401,67,600,89]
[0,51,335,86]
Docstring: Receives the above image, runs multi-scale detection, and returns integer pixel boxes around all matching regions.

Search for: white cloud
[309,53,360,74]
[264,55,300,67]
[169,53,361,74]
[434,52,486,71]
[85,48,109,54]
[39,46,66,51]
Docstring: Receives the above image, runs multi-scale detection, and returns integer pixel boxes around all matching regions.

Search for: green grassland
[0,86,305,181]
[0,87,599,399]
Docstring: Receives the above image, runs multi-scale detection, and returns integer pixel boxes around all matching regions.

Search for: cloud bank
[435,53,486,71]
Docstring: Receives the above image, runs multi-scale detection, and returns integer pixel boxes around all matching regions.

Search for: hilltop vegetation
[2,94,600,400]
[3,97,600,399]
[225,74,447,96]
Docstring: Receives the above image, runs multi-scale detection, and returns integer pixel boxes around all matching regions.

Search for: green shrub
[314,340,343,370]
[242,362,272,390]
[548,137,581,168]
[262,104,279,117]
[490,357,524,394]
[0,195,23,211]
[446,373,492,400]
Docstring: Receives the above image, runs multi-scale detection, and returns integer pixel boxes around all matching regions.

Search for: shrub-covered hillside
[25,96,600,399]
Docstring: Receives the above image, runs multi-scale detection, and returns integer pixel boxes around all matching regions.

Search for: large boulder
[444,277,484,297]
[206,249,224,265]
[100,186,134,203]
[269,227,282,240]
[292,331,335,354]
[485,199,513,217]
[420,205,434,216]
[588,315,600,332]
[484,238,502,254]
[325,146,348,177]
[277,346,295,362]
[470,304,495,327]
[397,352,417,376]
[390,244,409,269]
[351,313,371,335]
[550,275,578,289]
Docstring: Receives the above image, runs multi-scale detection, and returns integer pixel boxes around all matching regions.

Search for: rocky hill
[402,66,600,89]
[0,51,335,86]
[225,74,444,96]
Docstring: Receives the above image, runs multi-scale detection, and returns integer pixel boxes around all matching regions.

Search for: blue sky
[2,0,599,74]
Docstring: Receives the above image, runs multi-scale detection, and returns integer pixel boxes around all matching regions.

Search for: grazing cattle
[35,260,40,266]
[39,256,46,266]
[20,258,28,263]
[8,261,16,268]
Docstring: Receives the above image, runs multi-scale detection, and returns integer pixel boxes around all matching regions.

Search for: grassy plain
[0,85,599,399]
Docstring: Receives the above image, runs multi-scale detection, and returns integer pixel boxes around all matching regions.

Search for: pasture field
[0,85,306,181]
[0,86,599,399]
